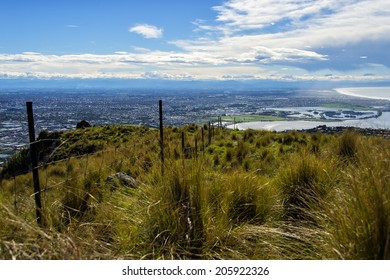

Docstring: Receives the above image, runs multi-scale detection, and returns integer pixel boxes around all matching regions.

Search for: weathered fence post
[159,100,164,176]
[26,101,43,226]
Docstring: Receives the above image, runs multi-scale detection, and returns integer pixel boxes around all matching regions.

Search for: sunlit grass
[0,125,389,259]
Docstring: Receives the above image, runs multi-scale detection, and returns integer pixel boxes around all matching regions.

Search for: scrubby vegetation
[0,125,389,259]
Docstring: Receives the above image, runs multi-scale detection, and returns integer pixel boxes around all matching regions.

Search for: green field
[321,103,372,110]
[219,114,286,122]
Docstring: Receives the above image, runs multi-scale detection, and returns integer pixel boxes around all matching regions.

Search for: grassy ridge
[0,125,389,259]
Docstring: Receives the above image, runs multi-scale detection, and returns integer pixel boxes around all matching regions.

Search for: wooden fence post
[159,100,164,176]
[26,101,43,226]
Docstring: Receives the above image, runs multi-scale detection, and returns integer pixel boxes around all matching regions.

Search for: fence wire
[2,124,218,226]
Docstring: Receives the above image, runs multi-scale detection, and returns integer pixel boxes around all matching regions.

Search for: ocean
[335,87,390,101]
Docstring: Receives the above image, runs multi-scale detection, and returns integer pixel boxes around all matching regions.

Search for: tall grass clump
[276,153,333,221]
[337,130,359,160]
[224,174,280,226]
[323,138,390,259]
[139,160,205,259]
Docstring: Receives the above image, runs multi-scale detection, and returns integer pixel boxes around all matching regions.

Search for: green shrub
[1,148,30,178]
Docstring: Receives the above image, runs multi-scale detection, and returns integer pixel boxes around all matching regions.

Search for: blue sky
[1,0,390,83]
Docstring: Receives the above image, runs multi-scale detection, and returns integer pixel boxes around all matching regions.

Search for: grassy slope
[0,126,389,260]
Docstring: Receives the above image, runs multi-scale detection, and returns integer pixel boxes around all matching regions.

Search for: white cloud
[224,46,328,64]
[0,51,389,82]
[171,0,390,75]
[205,0,390,48]
[129,24,163,39]
[131,46,151,53]
[22,52,41,55]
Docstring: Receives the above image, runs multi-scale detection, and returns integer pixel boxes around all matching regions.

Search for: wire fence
[4,100,389,228]
[1,100,221,227]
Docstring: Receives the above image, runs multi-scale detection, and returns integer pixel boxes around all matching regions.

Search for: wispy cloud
[65,24,79,28]
[211,0,340,32]
[129,24,163,39]
[178,0,390,71]
[215,0,390,49]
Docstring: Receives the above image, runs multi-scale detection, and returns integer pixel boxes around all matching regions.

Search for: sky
[1,0,390,84]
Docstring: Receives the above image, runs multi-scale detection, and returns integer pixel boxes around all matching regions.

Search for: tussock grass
[337,130,359,160]
[1,125,389,259]
[276,152,333,222]
[320,138,390,259]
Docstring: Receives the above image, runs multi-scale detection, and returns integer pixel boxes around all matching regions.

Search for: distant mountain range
[1,78,390,90]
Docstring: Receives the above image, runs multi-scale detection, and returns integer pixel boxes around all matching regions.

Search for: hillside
[0,125,389,259]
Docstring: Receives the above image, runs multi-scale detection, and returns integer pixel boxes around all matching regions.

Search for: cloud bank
[1,0,390,82]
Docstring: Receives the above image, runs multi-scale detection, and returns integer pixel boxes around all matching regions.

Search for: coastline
[335,87,390,101]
